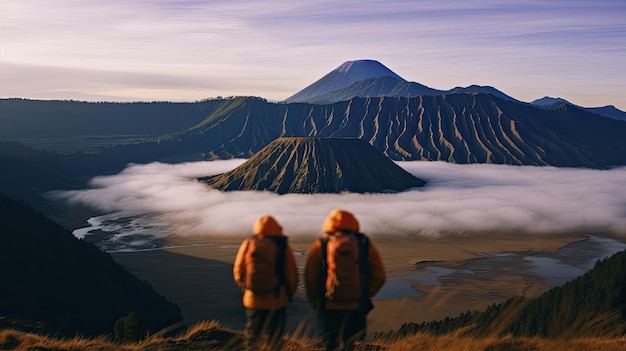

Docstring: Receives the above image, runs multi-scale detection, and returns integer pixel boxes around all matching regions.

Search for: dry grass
[371,332,626,351]
[0,328,114,351]
[2,322,626,351]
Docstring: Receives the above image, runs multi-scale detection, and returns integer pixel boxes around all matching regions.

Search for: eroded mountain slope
[159,94,626,168]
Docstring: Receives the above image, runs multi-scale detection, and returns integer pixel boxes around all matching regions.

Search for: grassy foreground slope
[2,321,626,351]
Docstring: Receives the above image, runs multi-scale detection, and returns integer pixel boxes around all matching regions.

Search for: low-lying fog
[54,160,626,250]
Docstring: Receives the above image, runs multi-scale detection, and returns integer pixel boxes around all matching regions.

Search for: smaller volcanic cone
[200,137,425,194]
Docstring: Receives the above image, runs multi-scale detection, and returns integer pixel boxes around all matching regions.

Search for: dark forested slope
[0,193,182,337]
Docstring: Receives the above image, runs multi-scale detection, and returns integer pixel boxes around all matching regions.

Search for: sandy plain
[110,231,599,335]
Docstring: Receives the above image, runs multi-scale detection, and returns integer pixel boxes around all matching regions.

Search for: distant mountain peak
[531,96,570,107]
[335,60,356,72]
[530,96,626,121]
[332,59,406,81]
[285,59,407,104]
[286,60,517,104]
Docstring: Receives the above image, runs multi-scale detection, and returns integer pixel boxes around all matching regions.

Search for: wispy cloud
[54,161,626,243]
[2,0,625,108]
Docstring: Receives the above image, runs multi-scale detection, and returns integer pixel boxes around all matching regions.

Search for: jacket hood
[322,209,360,234]
[254,215,283,236]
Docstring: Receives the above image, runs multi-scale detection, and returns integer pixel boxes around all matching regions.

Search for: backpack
[320,231,369,303]
[244,235,287,297]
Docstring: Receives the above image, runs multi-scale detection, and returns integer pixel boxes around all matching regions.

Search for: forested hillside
[0,193,182,336]
[396,247,626,338]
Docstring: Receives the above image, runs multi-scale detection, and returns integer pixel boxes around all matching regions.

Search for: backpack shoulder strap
[355,232,373,313]
[354,232,369,275]
[318,235,329,310]
[270,236,288,298]
[247,234,257,246]
[240,235,254,257]
[271,236,288,273]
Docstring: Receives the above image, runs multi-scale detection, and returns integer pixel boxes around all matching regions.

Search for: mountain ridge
[531,96,626,121]
[148,94,626,168]
[4,93,626,170]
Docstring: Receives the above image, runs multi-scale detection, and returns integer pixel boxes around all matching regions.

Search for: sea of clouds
[54,160,626,247]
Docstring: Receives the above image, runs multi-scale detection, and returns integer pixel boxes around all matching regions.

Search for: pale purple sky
[1,0,625,109]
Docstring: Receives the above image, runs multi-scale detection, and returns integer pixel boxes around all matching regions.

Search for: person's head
[322,209,360,234]
[254,215,283,236]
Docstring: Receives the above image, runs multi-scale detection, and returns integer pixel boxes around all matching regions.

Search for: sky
[54,160,626,250]
[2,0,625,110]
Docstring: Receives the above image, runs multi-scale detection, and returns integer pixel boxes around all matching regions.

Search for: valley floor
[110,231,603,334]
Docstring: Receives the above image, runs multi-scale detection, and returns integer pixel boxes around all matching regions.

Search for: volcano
[285,60,407,104]
[284,59,438,104]
[200,137,425,194]
[285,59,516,104]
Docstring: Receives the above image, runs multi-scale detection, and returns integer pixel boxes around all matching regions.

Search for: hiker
[305,209,386,351]
[233,215,298,350]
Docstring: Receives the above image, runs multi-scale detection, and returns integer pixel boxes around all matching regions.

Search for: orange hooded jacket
[304,209,386,310]
[233,216,298,310]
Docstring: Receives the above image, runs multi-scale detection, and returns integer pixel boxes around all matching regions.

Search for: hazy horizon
[2,1,625,110]
[53,160,626,249]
